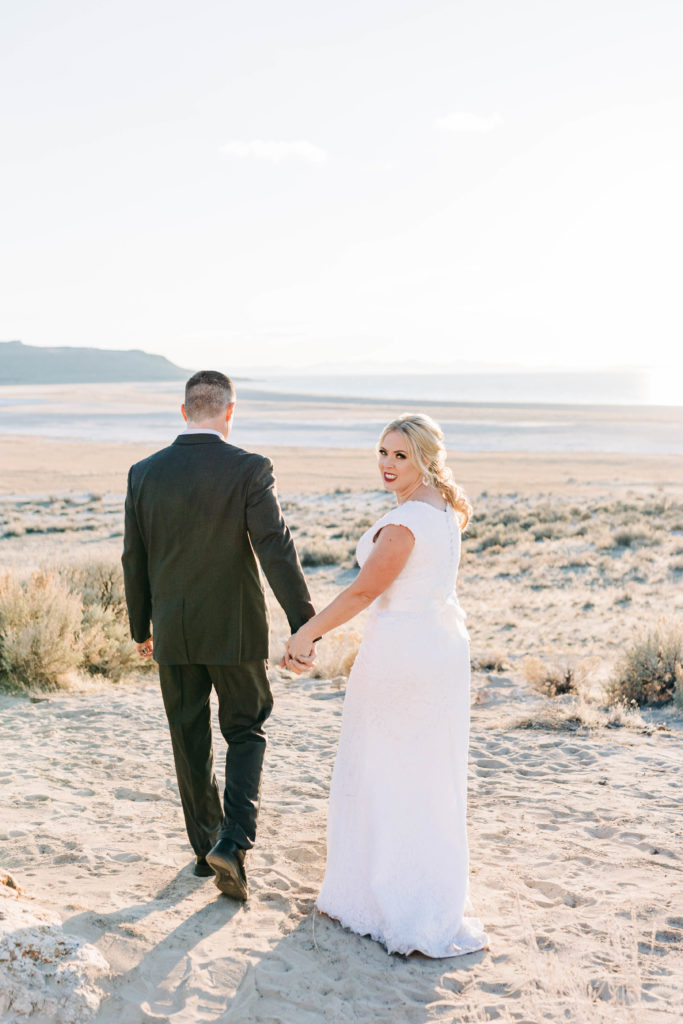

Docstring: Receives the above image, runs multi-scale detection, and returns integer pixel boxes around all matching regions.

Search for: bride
[284,413,488,958]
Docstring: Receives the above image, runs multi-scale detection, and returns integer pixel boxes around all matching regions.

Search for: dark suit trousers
[158,661,273,855]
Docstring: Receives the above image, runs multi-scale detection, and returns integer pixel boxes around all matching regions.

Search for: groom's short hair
[184,370,235,421]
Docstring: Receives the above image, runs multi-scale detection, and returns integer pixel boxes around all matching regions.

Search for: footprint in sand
[114,787,163,801]
[654,929,683,947]
[261,892,292,912]
[584,823,618,839]
[474,757,507,770]
[285,844,322,864]
[263,872,292,892]
[479,980,521,997]
[618,831,645,843]
[53,851,90,864]
[524,878,595,908]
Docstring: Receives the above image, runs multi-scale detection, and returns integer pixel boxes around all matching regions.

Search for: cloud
[220,139,328,164]
[435,112,502,134]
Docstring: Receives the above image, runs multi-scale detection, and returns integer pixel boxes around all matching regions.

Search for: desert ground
[1,423,682,1023]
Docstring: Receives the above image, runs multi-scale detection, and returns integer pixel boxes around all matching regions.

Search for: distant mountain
[0,341,190,384]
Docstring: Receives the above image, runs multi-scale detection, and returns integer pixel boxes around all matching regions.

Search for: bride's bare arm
[284,524,414,663]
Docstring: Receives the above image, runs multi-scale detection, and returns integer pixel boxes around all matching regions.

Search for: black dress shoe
[206,838,248,901]
[193,856,215,878]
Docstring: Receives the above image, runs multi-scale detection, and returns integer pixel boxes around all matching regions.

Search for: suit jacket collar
[173,433,226,446]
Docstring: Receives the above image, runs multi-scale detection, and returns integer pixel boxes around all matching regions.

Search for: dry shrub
[608,620,683,707]
[535,501,568,523]
[476,527,516,551]
[643,495,674,516]
[299,539,349,567]
[522,655,596,697]
[62,561,144,681]
[311,630,362,679]
[61,561,127,614]
[560,552,590,569]
[2,519,25,538]
[512,694,646,732]
[498,507,521,526]
[0,563,152,692]
[354,516,374,530]
[532,524,556,542]
[472,651,508,672]
[609,527,657,549]
[0,572,83,690]
[79,604,141,681]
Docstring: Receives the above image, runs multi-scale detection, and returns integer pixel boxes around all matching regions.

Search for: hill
[0,341,189,384]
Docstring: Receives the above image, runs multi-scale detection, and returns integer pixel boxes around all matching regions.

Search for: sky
[1,0,682,379]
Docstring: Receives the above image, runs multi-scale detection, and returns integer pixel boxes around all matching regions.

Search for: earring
[422,475,429,485]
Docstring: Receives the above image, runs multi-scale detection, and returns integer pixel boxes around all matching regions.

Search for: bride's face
[377,430,421,495]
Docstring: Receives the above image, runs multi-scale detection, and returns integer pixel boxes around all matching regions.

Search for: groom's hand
[136,637,153,658]
[281,654,308,675]
[280,654,310,675]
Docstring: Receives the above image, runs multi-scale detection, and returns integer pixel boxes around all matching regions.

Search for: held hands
[281,628,317,675]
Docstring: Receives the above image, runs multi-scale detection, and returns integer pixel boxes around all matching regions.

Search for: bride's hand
[279,648,315,674]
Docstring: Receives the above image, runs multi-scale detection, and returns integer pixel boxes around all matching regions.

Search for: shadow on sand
[52,868,486,1023]
[61,863,241,1023]
[216,907,487,1024]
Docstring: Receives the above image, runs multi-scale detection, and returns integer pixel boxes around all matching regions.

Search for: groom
[122,369,315,900]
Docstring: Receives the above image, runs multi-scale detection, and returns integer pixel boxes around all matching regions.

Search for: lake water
[238,370,661,407]
[1,376,682,454]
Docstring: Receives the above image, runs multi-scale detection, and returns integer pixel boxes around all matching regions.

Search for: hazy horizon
[1,338,679,405]
[0,339,661,375]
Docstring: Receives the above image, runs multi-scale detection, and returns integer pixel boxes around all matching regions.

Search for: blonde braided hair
[378,413,472,529]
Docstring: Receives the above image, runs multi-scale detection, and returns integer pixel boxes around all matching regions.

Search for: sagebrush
[0,562,148,691]
[608,620,683,707]
[0,572,83,690]
[522,655,596,698]
[311,630,362,680]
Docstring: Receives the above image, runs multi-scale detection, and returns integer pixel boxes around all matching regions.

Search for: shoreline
[1,383,682,457]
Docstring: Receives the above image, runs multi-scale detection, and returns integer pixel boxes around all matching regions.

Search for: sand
[2,435,683,499]
[1,669,681,1024]
[1,403,683,1021]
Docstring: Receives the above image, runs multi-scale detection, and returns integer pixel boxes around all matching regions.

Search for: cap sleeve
[373,501,425,543]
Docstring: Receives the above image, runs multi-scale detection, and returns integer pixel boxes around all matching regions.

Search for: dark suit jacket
[121,433,314,665]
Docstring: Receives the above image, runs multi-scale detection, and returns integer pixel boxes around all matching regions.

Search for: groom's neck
[185,416,232,440]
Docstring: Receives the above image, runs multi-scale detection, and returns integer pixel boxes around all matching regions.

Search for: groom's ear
[181,403,188,423]
[226,402,236,422]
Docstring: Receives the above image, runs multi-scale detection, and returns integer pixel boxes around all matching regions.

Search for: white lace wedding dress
[316,499,488,957]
